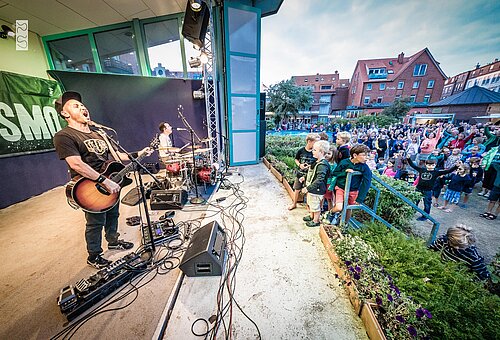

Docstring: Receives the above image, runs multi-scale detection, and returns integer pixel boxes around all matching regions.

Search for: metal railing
[339,171,440,244]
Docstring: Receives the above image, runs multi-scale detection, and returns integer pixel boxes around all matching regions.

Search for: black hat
[55,91,82,114]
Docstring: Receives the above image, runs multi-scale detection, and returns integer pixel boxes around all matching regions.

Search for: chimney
[397,52,404,64]
[475,62,480,69]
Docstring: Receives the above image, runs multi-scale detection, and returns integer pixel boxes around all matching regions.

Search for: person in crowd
[366,151,377,171]
[462,145,483,163]
[448,130,476,150]
[319,131,329,141]
[428,148,444,168]
[418,124,442,165]
[393,149,408,179]
[405,133,420,162]
[328,144,373,224]
[429,224,490,280]
[480,161,500,220]
[463,137,485,155]
[383,158,397,178]
[376,157,387,175]
[288,133,321,210]
[482,123,500,151]
[335,131,351,163]
[479,146,499,197]
[322,145,338,213]
[462,157,484,207]
[53,91,152,269]
[374,131,389,160]
[389,134,405,157]
[444,148,462,169]
[407,157,458,221]
[438,163,471,213]
[437,126,459,149]
[300,140,331,227]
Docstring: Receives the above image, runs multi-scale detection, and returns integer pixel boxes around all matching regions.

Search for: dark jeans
[84,203,120,256]
[418,189,433,215]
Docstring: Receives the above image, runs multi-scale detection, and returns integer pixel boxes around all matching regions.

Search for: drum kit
[159,139,216,191]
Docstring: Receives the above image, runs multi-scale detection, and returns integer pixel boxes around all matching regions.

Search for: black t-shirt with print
[295,147,316,177]
[53,126,113,178]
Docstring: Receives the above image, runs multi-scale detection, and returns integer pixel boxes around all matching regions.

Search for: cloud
[261,0,500,86]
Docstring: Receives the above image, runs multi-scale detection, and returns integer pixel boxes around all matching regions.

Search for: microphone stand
[177,105,205,204]
[97,128,161,252]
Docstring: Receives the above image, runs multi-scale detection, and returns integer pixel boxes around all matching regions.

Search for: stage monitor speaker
[182,1,210,48]
[180,221,226,277]
[150,189,188,210]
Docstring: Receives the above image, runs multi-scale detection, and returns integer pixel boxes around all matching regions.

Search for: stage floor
[0,165,366,339]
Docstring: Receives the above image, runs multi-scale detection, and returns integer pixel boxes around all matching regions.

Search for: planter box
[319,226,362,315]
[282,178,294,199]
[360,303,387,340]
[270,165,283,183]
[262,157,270,169]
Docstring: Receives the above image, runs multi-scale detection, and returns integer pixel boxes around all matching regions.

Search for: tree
[267,79,313,123]
[381,97,411,119]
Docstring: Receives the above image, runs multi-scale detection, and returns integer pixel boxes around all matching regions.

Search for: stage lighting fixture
[0,25,15,39]
[193,89,205,99]
[190,0,203,12]
[199,51,209,64]
[188,56,202,68]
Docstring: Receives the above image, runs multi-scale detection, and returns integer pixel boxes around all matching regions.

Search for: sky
[260,0,500,87]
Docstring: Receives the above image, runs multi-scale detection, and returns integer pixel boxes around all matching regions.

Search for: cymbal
[194,148,211,154]
[159,146,181,153]
[200,138,212,143]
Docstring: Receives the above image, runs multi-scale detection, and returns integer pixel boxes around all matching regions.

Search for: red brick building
[291,71,350,123]
[348,48,447,114]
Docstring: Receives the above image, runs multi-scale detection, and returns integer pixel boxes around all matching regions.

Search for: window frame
[413,80,420,89]
[379,83,385,90]
[413,64,428,76]
[366,84,372,90]
[427,79,435,88]
[397,81,404,89]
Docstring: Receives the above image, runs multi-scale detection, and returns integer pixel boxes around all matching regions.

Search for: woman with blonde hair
[429,224,490,280]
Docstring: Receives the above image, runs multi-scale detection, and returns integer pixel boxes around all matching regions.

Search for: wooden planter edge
[262,157,271,169]
[269,165,283,183]
[360,303,387,340]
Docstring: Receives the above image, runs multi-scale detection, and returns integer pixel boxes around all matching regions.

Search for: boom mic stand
[97,128,161,252]
[177,105,205,204]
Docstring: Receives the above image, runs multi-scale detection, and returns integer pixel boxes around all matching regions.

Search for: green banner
[0,71,65,158]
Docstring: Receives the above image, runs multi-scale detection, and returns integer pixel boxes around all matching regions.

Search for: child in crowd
[322,145,338,212]
[438,163,471,213]
[462,157,484,207]
[335,131,351,163]
[407,157,458,221]
[383,158,397,178]
[444,148,462,169]
[301,140,331,227]
[432,175,446,207]
[462,145,483,163]
[393,150,407,179]
[428,148,444,168]
[288,133,321,210]
[480,161,500,220]
[366,151,377,171]
[328,144,372,224]
[376,158,386,175]
[463,137,486,155]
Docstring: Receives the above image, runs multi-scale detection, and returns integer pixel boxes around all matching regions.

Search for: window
[304,79,308,82]
[380,83,386,90]
[413,64,427,76]
[397,81,404,89]
[410,95,416,102]
[144,19,185,78]
[315,77,319,81]
[377,97,383,103]
[320,85,332,90]
[423,94,431,103]
[366,84,372,90]
[319,104,330,115]
[94,27,140,75]
[368,68,387,79]
[427,80,435,88]
[364,96,370,104]
[47,35,96,72]
[413,80,420,89]
[395,94,401,99]
[320,95,331,103]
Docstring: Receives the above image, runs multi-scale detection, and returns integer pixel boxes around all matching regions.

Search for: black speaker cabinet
[182,0,210,48]
[180,221,226,277]
[150,189,188,210]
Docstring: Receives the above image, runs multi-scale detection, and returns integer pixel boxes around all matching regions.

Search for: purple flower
[422,309,432,319]
[376,296,383,306]
[353,273,360,280]
[348,266,354,272]
[387,294,393,302]
[408,325,417,337]
[394,287,401,296]
[415,308,424,319]
[396,315,405,323]
[355,265,362,273]
[345,260,352,266]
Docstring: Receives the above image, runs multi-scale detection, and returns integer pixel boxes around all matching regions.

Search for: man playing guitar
[53,91,152,269]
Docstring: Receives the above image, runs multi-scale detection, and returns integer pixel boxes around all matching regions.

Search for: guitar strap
[96,130,124,163]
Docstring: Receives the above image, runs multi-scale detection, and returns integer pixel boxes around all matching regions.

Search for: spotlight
[199,52,209,64]
[0,25,15,39]
[189,0,203,12]
[193,89,205,99]
[188,57,202,68]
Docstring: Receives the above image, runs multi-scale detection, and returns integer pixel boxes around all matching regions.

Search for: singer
[53,91,151,269]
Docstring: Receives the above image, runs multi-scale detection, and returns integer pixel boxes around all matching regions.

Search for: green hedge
[350,224,500,340]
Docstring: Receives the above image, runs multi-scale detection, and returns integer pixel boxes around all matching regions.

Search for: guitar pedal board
[142,218,180,248]
[57,252,148,321]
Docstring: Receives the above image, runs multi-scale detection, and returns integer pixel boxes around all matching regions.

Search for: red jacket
[448,133,474,150]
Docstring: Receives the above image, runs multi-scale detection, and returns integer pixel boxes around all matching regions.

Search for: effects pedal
[142,218,180,248]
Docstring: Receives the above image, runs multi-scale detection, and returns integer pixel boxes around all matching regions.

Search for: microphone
[175,128,188,131]
[89,121,114,131]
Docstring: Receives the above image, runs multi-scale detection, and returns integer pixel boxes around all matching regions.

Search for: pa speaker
[150,189,188,210]
[182,0,210,48]
[180,221,226,276]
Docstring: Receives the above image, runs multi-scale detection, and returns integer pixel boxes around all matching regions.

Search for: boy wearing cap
[53,91,151,269]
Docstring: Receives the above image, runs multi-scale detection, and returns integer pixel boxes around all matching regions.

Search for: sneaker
[330,212,340,225]
[303,215,313,222]
[108,239,134,250]
[458,203,467,209]
[87,254,111,269]
[416,216,427,221]
[306,221,320,227]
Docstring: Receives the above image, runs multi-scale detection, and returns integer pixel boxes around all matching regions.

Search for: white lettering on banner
[0,102,62,142]
[0,102,22,142]
[16,20,28,51]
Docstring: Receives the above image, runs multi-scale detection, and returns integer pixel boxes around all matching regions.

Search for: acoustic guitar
[65,137,159,213]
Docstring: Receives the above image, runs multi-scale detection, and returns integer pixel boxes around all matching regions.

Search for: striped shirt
[429,235,490,280]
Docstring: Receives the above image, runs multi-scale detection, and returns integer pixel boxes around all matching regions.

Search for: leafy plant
[381,97,411,119]
[267,79,313,123]
[350,224,500,340]
[356,114,399,128]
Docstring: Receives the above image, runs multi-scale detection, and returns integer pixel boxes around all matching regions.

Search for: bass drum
[197,167,216,185]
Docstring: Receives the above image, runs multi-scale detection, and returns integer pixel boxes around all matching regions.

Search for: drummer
[158,122,179,162]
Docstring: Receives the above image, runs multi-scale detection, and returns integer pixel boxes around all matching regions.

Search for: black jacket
[306,159,330,195]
